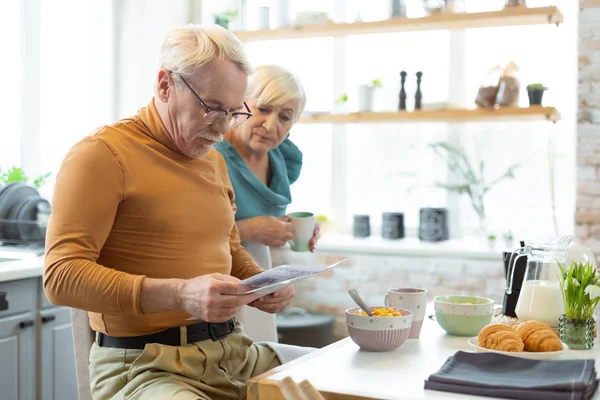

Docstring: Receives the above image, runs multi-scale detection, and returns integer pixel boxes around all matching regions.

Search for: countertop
[0,234,506,284]
[294,233,506,261]
[0,246,44,282]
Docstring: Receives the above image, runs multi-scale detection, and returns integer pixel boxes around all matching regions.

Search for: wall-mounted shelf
[233,6,563,42]
[298,107,561,124]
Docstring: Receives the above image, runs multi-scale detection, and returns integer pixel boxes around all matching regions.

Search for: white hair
[247,65,306,122]
[158,24,252,78]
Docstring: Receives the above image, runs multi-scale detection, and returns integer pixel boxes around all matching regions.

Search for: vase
[527,88,544,106]
[357,85,374,112]
[559,315,594,350]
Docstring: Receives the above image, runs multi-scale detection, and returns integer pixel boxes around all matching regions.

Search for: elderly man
[44,24,302,400]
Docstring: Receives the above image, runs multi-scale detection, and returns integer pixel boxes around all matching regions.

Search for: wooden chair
[70,308,94,400]
[278,376,326,400]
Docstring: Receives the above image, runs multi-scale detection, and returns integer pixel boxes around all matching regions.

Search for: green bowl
[433,295,494,337]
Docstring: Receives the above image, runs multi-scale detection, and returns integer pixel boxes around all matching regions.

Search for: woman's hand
[310,222,320,252]
[250,216,294,247]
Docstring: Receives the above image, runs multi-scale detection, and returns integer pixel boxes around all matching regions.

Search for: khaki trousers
[89,324,280,400]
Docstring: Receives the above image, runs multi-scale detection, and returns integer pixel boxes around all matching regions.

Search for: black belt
[97,318,236,349]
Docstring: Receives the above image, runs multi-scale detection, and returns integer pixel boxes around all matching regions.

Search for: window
[192,0,579,239]
[0,0,22,170]
[0,0,113,201]
[39,0,113,197]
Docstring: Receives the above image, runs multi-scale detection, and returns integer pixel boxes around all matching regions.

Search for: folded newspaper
[240,258,347,297]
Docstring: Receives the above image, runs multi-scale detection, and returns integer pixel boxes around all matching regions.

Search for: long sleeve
[43,135,145,315]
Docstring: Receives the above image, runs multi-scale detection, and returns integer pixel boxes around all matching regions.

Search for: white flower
[585,285,600,300]
[571,277,580,287]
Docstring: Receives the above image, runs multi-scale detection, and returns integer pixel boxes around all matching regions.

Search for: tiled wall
[272,248,504,341]
[577,2,600,255]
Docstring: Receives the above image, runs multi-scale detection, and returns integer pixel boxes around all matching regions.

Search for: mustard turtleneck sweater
[44,99,262,336]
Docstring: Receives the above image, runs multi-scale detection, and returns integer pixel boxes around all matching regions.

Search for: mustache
[194,132,223,143]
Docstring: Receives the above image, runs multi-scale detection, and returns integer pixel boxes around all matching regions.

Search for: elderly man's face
[157,59,248,158]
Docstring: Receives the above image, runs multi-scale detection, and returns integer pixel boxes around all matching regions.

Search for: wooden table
[248,313,600,400]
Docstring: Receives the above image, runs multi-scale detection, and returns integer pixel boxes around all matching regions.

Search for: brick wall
[577,2,600,252]
[273,249,504,342]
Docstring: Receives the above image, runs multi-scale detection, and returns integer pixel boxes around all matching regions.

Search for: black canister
[418,208,449,242]
[353,215,370,238]
[382,212,405,240]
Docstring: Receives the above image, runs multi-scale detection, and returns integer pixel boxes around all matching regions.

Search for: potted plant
[357,78,382,112]
[526,83,547,106]
[503,230,513,248]
[213,10,239,30]
[315,214,330,234]
[426,142,520,236]
[0,167,51,189]
[557,261,600,350]
[486,234,496,248]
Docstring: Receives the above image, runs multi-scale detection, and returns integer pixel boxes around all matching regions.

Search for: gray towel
[262,342,316,364]
[424,351,599,400]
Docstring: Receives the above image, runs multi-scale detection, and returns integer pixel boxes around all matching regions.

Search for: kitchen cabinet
[39,307,77,400]
[0,312,36,400]
[0,277,77,400]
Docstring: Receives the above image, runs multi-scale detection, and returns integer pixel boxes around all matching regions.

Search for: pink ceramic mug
[384,288,427,339]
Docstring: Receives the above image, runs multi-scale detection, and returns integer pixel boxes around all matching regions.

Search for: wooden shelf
[233,6,563,42]
[298,107,561,124]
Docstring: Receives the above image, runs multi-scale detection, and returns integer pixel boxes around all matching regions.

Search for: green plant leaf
[31,172,52,188]
[560,261,600,319]
[0,167,51,188]
[371,78,383,88]
[526,83,548,91]
[315,214,329,223]
[334,93,348,104]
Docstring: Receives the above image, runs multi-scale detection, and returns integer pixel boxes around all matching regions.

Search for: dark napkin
[424,351,599,400]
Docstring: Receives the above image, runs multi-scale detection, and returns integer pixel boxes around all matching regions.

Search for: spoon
[348,288,373,316]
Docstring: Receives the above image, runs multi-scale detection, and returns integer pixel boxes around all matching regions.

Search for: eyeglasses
[169,71,252,128]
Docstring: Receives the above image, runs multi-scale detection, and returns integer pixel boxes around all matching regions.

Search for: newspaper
[240,258,347,297]
[185,259,347,320]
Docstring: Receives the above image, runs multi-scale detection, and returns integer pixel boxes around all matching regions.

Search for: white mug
[385,288,427,338]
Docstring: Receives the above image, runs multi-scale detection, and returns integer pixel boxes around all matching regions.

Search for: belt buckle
[209,319,234,341]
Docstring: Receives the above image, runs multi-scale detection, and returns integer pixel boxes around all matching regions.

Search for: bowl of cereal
[433,295,494,336]
[345,307,413,352]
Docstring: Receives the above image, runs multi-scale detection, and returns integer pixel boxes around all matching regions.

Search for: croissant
[478,323,524,352]
[515,321,562,352]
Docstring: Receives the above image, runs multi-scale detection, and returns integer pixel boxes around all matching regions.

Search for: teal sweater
[215,138,303,221]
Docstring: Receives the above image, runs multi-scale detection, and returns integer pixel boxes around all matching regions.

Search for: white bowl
[345,307,413,352]
[468,337,568,360]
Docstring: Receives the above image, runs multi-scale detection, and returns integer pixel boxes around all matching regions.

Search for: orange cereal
[354,307,402,317]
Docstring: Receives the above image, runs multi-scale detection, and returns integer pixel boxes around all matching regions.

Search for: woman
[215,65,318,342]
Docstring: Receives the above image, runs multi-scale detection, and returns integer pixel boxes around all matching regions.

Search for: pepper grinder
[415,71,423,110]
[398,71,407,110]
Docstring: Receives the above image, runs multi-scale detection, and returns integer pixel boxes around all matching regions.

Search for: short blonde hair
[158,24,252,77]
[247,65,306,122]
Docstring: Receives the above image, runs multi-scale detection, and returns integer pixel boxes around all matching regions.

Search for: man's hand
[178,273,257,322]
[249,285,295,314]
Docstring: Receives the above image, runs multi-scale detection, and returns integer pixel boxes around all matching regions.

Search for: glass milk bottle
[506,239,567,328]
